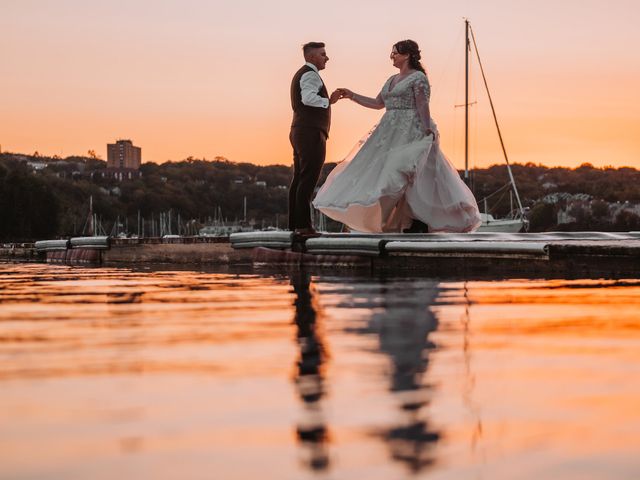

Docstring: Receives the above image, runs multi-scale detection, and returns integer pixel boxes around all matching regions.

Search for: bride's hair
[393,40,426,74]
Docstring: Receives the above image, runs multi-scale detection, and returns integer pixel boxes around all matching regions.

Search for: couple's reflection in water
[290,271,441,475]
[290,272,330,471]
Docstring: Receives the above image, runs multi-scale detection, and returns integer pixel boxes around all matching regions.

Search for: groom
[289,42,341,235]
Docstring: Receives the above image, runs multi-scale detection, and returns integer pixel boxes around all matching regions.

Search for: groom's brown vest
[290,65,331,136]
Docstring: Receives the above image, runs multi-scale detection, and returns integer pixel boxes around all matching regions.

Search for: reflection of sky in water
[1,264,639,479]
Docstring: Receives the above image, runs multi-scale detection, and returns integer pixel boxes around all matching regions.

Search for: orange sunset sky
[1,0,639,169]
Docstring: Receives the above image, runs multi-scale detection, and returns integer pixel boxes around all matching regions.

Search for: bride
[313,39,481,233]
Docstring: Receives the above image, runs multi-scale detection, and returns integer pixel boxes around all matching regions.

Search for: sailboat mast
[89,195,94,236]
[468,23,525,217]
[464,19,470,182]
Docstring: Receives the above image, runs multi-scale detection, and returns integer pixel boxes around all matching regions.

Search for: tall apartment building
[107,139,141,170]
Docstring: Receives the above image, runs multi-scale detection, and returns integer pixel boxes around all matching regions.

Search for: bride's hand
[337,88,354,100]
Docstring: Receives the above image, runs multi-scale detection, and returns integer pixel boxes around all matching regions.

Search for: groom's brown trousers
[288,127,327,230]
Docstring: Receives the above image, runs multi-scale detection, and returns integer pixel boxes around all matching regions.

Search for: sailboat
[198,198,255,237]
[461,20,529,233]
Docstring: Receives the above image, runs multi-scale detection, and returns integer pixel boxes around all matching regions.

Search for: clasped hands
[329,88,354,104]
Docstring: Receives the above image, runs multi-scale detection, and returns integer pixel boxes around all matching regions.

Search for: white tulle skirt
[313,113,482,233]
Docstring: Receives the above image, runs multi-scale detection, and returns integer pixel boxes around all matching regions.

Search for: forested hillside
[2,151,639,240]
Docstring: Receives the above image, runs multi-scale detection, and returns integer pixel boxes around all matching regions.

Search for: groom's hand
[329,90,342,104]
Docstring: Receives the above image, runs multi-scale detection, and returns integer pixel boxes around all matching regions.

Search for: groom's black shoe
[402,219,429,234]
[294,227,322,238]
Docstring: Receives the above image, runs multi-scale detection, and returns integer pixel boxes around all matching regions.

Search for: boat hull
[477,219,525,233]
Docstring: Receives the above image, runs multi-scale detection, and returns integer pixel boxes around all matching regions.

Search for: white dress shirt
[300,62,329,109]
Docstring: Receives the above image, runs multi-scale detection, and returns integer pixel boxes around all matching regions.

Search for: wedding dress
[313,70,481,233]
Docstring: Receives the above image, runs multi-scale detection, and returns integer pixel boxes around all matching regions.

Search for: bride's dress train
[313,70,481,233]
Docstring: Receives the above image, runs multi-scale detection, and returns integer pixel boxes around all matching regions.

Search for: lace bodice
[381,71,430,110]
[378,70,432,135]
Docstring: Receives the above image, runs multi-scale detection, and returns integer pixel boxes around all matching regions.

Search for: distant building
[27,161,47,171]
[107,139,141,170]
[105,139,142,180]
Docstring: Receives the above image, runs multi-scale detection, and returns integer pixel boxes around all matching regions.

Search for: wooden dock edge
[250,244,640,278]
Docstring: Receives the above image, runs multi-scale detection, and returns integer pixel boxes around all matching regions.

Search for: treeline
[0,154,299,241]
[470,163,640,208]
[0,159,60,241]
[470,163,640,231]
[2,151,640,241]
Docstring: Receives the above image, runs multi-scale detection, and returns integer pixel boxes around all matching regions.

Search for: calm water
[1,263,639,480]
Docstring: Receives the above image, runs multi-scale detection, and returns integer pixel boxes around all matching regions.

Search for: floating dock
[29,236,252,266]
[4,231,640,277]
[231,231,640,277]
